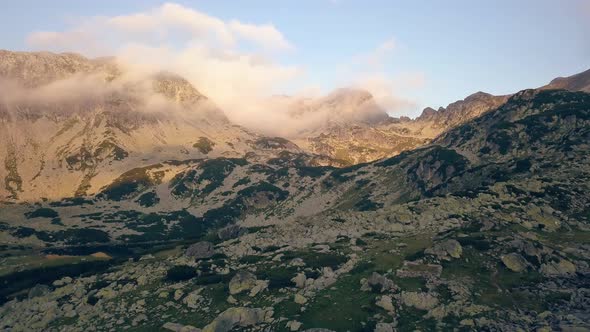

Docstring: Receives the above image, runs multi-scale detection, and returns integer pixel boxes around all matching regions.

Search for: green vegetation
[256,266,298,289]
[136,191,160,207]
[49,197,94,207]
[166,265,197,281]
[193,137,215,154]
[95,140,128,161]
[10,227,110,244]
[25,207,59,219]
[254,137,293,149]
[99,164,164,201]
[281,250,347,270]
[170,158,248,198]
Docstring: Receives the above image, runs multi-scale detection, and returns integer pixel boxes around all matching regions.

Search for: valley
[0,50,589,331]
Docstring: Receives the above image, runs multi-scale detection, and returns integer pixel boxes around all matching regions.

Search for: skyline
[1,0,589,117]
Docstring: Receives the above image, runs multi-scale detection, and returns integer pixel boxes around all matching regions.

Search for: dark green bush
[166,265,197,281]
[25,208,58,219]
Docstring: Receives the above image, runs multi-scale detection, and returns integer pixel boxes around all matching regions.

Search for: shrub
[166,265,197,281]
[25,208,58,219]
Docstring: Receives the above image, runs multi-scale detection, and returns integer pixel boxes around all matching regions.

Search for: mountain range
[0,50,589,331]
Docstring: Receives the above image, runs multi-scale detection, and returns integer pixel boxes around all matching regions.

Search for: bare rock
[218,225,246,241]
[202,307,273,332]
[185,242,216,260]
[229,270,258,295]
[399,291,439,311]
[362,272,397,293]
[425,239,463,260]
[501,253,528,272]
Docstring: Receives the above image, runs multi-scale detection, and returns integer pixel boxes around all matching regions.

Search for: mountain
[288,89,509,165]
[1,85,588,331]
[1,51,589,331]
[413,91,510,131]
[542,68,590,93]
[0,51,337,201]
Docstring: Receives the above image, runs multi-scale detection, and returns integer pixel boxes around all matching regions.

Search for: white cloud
[352,73,419,114]
[342,38,424,115]
[352,37,396,68]
[24,4,424,133]
[30,3,292,52]
[229,20,293,50]
[26,2,299,126]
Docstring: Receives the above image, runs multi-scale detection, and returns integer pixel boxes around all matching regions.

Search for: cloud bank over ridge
[24,2,423,135]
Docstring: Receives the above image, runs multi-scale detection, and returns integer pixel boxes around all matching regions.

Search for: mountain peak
[0,49,118,87]
[151,71,207,105]
[416,91,509,128]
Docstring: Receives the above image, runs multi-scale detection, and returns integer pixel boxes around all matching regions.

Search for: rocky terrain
[0,50,516,200]
[281,89,510,165]
[0,51,345,201]
[0,51,589,331]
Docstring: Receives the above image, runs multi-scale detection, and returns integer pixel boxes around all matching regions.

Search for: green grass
[297,273,380,331]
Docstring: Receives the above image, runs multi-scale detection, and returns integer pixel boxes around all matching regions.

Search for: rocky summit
[0,49,589,332]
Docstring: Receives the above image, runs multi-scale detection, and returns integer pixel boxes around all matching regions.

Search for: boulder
[425,239,463,260]
[202,307,273,332]
[294,293,308,305]
[174,289,184,301]
[28,284,51,299]
[291,273,307,288]
[501,253,528,272]
[52,276,72,287]
[249,280,269,297]
[185,241,215,259]
[541,259,576,276]
[375,323,395,332]
[183,289,204,309]
[288,320,302,331]
[399,291,439,311]
[163,322,201,332]
[229,270,258,295]
[362,272,397,293]
[217,225,246,241]
[375,295,395,313]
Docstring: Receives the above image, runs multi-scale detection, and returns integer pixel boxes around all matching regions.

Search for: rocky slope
[0,51,337,202]
[1,87,589,331]
[287,90,509,165]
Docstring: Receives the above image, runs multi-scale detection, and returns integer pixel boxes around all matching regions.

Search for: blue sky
[2,0,589,117]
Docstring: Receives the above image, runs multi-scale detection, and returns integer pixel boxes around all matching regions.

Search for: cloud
[352,37,396,68]
[28,3,292,52]
[352,73,420,114]
[25,2,299,126]
[341,38,424,115]
[23,4,424,135]
[229,20,293,50]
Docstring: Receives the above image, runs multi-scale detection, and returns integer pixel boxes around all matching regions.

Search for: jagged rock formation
[288,90,509,165]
